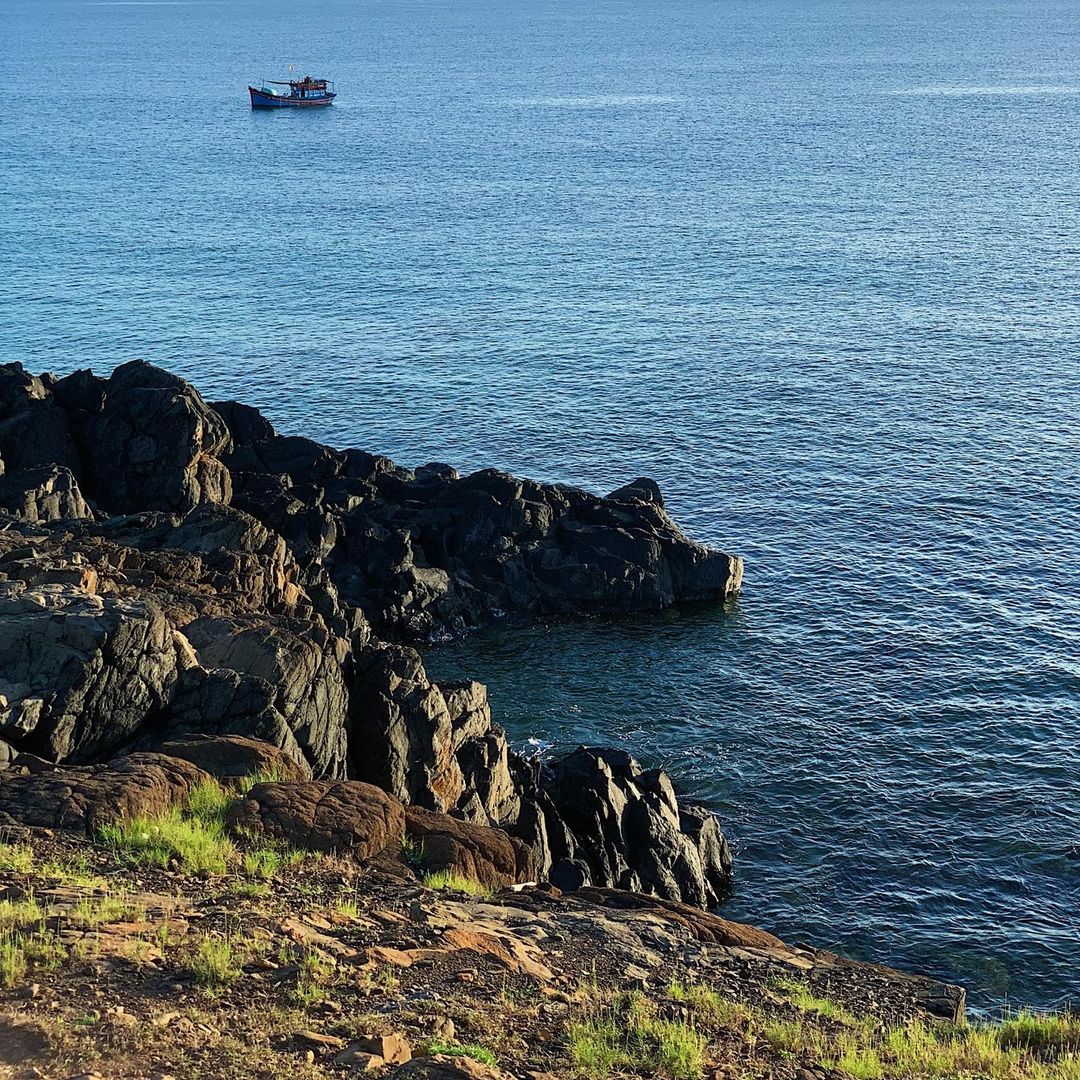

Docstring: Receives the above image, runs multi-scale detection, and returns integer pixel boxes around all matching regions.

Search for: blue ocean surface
[2,0,1079,1011]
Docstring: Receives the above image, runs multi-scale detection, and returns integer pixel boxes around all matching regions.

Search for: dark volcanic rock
[349,644,464,811]
[0,466,92,523]
[321,465,743,643]
[0,360,744,911]
[226,779,405,858]
[181,616,350,779]
[0,581,190,763]
[0,364,80,476]
[536,747,733,907]
[87,360,232,514]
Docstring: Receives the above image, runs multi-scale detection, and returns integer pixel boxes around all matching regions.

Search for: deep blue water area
[3,0,1079,1010]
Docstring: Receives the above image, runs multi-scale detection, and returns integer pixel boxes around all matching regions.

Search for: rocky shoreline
[0,359,989,1077]
[0,359,744,906]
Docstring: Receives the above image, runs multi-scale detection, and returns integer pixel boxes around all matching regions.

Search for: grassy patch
[997,1012,1080,1058]
[70,893,144,926]
[98,807,235,874]
[186,778,236,827]
[0,897,45,931]
[38,854,107,890]
[569,991,705,1079]
[292,949,336,1008]
[335,897,360,919]
[421,1041,498,1067]
[421,870,493,898]
[0,936,29,987]
[243,848,281,880]
[188,934,244,991]
[228,881,271,899]
[756,1009,1080,1080]
[0,842,35,874]
[235,767,296,795]
[0,927,66,988]
[773,978,857,1023]
[668,980,756,1027]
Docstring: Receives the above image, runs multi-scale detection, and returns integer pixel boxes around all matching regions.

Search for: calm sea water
[3,0,1079,1011]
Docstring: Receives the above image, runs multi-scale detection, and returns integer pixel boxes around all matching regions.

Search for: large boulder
[0,752,210,833]
[146,667,313,774]
[442,680,520,826]
[349,644,464,811]
[182,616,350,779]
[148,734,311,784]
[0,364,80,476]
[226,779,404,858]
[86,360,232,514]
[404,806,535,889]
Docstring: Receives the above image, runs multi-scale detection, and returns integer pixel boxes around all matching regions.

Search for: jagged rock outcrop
[0,581,191,763]
[0,365,80,476]
[0,465,92,523]
[512,747,734,908]
[349,643,465,811]
[0,360,743,909]
[86,361,233,514]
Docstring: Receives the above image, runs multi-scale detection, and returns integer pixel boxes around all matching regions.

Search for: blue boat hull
[249,86,335,108]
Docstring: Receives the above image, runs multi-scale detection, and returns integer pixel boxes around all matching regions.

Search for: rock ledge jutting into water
[0,358,743,908]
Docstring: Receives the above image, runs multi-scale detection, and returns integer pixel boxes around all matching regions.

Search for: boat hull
[249,86,336,108]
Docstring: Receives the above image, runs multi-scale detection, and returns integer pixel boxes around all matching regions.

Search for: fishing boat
[249,75,336,109]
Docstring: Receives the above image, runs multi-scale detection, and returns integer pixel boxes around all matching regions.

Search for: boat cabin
[270,76,334,100]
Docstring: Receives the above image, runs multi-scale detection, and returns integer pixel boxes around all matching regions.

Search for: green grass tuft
[0,937,28,988]
[243,848,281,880]
[422,870,493,898]
[422,1041,498,1067]
[235,767,296,795]
[0,842,35,874]
[189,934,243,990]
[569,992,705,1079]
[185,779,235,827]
[292,948,336,1007]
[773,978,857,1023]
[668,980,755,1027]
[98,807,235,874]
[0,897,45,931]
[996,1011,1080,1058]
[69,892,144,927]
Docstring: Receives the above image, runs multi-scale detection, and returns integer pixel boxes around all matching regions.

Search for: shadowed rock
[0,581,190,763]
[0,466,92,523]
[87,360,232,514]
[149,734,311,785]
